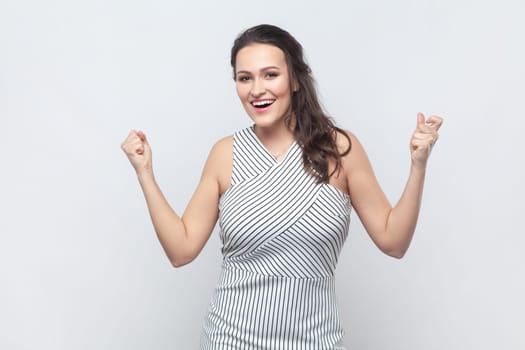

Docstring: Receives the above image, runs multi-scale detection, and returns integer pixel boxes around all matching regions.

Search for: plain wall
[1,0,524,349]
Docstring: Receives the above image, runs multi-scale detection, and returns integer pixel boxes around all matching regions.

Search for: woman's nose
[250,78,265,97]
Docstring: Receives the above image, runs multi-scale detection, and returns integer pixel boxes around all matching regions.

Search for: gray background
[1,0,524,349]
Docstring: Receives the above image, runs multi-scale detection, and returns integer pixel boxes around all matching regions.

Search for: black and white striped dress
[201,126,351,349]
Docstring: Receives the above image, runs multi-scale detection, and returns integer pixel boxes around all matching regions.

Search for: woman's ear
[292,80,299,92]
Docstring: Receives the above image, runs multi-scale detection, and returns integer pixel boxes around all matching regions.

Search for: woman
[121,24,443,349]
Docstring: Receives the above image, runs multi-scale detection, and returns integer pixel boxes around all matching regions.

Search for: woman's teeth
[252,99,275,108]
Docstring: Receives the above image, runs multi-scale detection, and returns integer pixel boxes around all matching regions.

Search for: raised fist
[410,113,443,166]
[121,130,153,174]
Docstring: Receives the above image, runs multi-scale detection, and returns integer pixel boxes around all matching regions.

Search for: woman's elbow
[169,249,199,268]
[380,242,408,259]
[170,256,193,268]
[170,259,187,268]
[385,249,406,259]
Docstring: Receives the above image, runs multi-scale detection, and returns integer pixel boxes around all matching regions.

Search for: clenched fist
[410,113,443,167]
[121,130,153,175]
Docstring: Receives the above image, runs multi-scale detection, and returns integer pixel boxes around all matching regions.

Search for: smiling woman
[231,27,353,183]
[121,24,443,349]
[234,44,294,134]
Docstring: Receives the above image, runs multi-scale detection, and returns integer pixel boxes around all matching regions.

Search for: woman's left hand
[410,112,444,167]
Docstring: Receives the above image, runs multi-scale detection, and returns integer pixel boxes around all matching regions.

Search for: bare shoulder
[326,129,354,194]
[205,135,233,195]
[210,135,233,157]
[334,128,353,154]
[334,129,371,175]
[334,129,365,160]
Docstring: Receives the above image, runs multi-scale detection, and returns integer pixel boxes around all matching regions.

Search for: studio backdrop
[1,0,524,349]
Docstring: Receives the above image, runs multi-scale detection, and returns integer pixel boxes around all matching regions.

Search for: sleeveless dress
[201,126,352,349]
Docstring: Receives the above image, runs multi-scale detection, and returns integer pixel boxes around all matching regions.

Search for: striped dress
[201,126,351,349]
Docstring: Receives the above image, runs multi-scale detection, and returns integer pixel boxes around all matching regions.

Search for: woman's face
[235,43,294,130]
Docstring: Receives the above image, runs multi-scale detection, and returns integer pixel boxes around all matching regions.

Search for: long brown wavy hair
[231,24,351,183]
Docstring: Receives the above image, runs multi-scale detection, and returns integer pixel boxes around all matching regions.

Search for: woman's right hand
[121,130,153,175]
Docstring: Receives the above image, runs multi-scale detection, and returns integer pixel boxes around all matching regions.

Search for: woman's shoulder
[333,128,369,169]
[214,134,234,147]
[209,134,233,159]
[333,127,373,181]
[333,128,358,155]
[210,125,253,155]
[205,135,234,194]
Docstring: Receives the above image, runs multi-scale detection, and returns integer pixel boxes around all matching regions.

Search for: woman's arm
[344,113,443,258]
[121,130,232,267]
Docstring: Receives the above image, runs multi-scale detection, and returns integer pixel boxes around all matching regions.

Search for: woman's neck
[253,122,295,159]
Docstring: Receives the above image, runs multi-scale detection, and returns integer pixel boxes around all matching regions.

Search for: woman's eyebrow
[236,66,282,75]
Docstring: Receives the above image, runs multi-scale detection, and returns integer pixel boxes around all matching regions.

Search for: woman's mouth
[251,99,275,111]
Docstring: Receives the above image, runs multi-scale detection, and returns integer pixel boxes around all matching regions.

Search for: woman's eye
[266,72,278,78]
[238,76,250,82]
